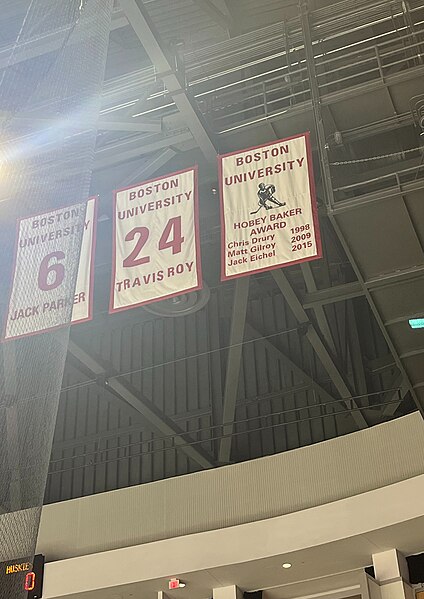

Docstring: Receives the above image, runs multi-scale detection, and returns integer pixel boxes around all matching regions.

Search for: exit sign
[409,318,424,329]
[169,579,183,590]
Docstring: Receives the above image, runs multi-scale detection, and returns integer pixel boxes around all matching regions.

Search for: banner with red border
[110,167,202,313]
[3,197,97,340]
[219,132,322,280]
[71,197,97,324]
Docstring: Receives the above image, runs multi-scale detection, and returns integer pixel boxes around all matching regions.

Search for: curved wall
[38,412,424,559]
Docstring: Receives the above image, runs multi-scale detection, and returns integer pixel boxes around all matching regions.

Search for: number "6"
[38,251,65,291]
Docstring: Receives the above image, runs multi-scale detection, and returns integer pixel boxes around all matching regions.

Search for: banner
[219,132,321,280]
[70,197,97,324]
[110,167,202,313]
[3,198,97,340]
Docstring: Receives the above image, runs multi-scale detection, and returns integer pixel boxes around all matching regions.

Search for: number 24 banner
[3,198,97,340]
[110,167,202,313]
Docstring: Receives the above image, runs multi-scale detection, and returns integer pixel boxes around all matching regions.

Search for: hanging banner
[110,167,202,313]
[219,132,322,280]
[70,196,97,324]
[3,198,97,340]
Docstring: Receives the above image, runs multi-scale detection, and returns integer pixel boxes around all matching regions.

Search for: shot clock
[0,554,44,598]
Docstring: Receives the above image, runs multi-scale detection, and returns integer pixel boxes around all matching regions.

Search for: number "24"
[123,216,184,268]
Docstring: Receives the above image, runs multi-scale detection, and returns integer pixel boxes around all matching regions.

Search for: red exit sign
[169,579,184,590]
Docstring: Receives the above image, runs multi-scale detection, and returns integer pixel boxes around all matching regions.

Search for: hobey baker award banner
[3,197,97,340]
[110,167,202,313]
[219,132,322,280]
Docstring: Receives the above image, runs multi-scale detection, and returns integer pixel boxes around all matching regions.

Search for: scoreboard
[0,555,44,599]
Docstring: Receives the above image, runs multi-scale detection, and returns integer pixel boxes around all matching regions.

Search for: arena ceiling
[1,0,424,502]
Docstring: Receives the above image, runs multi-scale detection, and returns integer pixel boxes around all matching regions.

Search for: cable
[48,387,405,466]
[0,326,300,407]
[330,145,422,165]
[48,397,408,475]
[111,327,300,381]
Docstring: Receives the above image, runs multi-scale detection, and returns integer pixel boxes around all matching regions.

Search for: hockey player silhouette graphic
[251,183,286,214]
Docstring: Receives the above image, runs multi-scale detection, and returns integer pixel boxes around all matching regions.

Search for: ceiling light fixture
[282,563,292,569]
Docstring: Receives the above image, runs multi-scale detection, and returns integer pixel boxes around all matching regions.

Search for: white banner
[70,197,97,324]
[3,198,97,340]
[219,132,322,280]
[110,167,202,312]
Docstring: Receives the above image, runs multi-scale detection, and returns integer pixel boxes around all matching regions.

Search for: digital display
[0,554,44,598]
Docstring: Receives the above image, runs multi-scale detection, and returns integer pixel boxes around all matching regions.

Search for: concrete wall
[38,412,424,559]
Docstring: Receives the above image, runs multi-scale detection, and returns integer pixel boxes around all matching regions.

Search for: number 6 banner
[219,132,322,280]
[3,198,97,340]
[110,167,202,313]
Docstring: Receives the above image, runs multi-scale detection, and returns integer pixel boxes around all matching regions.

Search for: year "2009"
[290,224,312,251]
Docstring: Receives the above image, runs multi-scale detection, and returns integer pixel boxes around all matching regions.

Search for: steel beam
[118,148,177,187]
[329,215,424,416]
[366,264,424,290]
[301,263,337,354]
[218,278,250,464]
[381,373,409,418]
[97,118,162,133]
[299,0,334,211]
[0,113,162,134]
[111,8,129,30]
[94,130,193,171]
[347,303,368,406]
[244,323,340,407]
[328,113,414,147]
[321,66,424,109]
[68,340,215,469]
[192,0,233,30]
[302,281,364,308]
[272,269,368,429]
[367,354,395,374]
[331,180,424,215]
[119,0,217,164]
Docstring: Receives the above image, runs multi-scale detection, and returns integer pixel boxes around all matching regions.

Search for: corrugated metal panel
[39,412,424,559]
[47,276,396,503]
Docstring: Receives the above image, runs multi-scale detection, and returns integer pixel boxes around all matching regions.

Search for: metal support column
[218,278,250,464]
[272,269,368,429]
[301,263,337,355]
[299,0,334,211]
[347,303,368,406]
